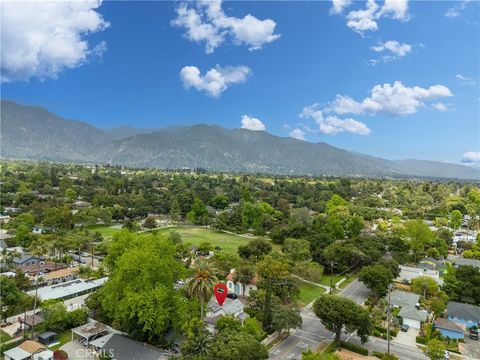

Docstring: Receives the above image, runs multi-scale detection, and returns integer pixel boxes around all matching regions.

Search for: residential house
[447,302,480,330]
[41,267,79,286]
[398,307,428,329]
[453,257,480,269]
[90,333,171,360]
[395,265,443,285]
[204,298,249,333]
[20,262,67,276]
[0,228,14,242]
[434,318,464,340]
[3,340,53,360]
[29,277,107,301]
[390,290,420,309]
[32,227,44,235]
[12,254,44,267]
[226,269,257,297]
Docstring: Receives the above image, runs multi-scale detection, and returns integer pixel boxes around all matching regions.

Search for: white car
[444,350,450,359]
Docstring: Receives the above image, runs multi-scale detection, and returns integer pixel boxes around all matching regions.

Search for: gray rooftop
[391,290,420,308]
[101,334,170,360]
[398,307,428,322]
[454,258,480,268]
[448,302,480,323]
[29,277,107,300]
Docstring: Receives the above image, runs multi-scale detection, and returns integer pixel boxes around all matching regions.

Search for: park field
[154,226,256,254]
[88,224,122,238]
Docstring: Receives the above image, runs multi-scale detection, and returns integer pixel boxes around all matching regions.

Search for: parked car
[227,293,238,299]
[470,328,479,340]
[400,324,409,332]
[444,350,450,359]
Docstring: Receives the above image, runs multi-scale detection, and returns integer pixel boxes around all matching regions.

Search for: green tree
[272,306,302,335]
[359,264,394,298]
[282,238,311,262]
[15,224,32,247]
[0,276,21,321]
[238,238,272,260]
[404,220,434,262]
[450,210,462,230]
[97,234,186,342]
[424,339,446,360]
[187,198,208,225]
[144,216,157,229]
[410,276,439,299]
[186,261,218,319]
[208,330,269,360]
[312,294,371,347]
[170,198,181,222]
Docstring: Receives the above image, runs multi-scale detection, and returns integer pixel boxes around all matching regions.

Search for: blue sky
[1,0,479,163]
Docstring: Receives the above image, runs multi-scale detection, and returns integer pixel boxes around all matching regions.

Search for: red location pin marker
[213,283,228,306]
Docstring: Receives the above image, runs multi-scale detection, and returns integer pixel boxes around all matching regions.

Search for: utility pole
[387,284,393,355]
[31,273,39,339]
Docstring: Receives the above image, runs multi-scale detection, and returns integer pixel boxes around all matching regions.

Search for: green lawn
[338,275,356,289]
[317,275,343,287]
[154,227,265,254]
[88,224,122,238]
[0,330,12,343]
[298,283,326,306]
[49,329,71,350]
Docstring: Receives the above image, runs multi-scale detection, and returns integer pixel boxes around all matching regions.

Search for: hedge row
[416,336,428,344]
[340,341,369,356]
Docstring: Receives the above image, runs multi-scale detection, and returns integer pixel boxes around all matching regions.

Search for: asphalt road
[269,279,369,360]
[348,334,427,360]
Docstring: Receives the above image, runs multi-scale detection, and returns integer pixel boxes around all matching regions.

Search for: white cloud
[172,0,280,53]
[372,40,411,56]
[330,81,453,116]
[1,0,109,82]
[379,0,409,20]
[289,128,306,140]
[432,102,448,111]
[180,65,251,97]
[342,0,409,35]
[461,151,480,164]
[456,74,476,85]
[300,104,371,136]
[241,115,265,131]
[330,0,352,15]
[445,1,471,18]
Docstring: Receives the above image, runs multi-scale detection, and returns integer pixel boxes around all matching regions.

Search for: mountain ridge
[1,100,478,180]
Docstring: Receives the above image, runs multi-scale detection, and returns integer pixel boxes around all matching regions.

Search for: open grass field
[0,329,12,343]
[317,274,343,287]
[88,224,122,238]
[298,282,326,306]
[154,226,259,254]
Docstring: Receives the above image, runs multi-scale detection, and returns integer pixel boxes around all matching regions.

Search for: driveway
[60,341,96,360]
[462,336,480,360]
[393,327,419,347]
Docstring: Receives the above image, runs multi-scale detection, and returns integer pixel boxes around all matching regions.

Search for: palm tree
[186,261,218,319]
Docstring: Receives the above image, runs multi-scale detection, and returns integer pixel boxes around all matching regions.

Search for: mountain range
[1,100,478,180]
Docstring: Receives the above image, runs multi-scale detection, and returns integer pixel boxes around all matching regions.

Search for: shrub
[340,341,369,356]
[416,336,428,344]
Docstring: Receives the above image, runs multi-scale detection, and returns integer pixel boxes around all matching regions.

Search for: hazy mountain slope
[104,125,161,140]
[1,100,478,179]
[0,100,110,161]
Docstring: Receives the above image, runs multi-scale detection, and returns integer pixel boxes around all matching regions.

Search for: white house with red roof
[226,269,257,297]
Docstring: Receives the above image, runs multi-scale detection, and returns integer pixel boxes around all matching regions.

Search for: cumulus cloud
[241,115,266,131]
[172,0,280,53]
[180,65,251,97]
[329,81,453,116]
[1,0,109,82]
[371,40,411,59]
[461,151,480,164]
[289,128,306,140]
[340,0,409,35]
[330,0,352,15]
[300,104,372,136]
[456,74,476,85]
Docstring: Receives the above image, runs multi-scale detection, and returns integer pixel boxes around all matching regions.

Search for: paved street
[348,334,427,360]
[269,279,369,360]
